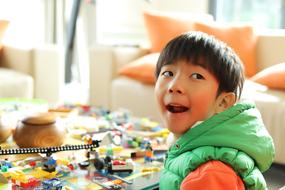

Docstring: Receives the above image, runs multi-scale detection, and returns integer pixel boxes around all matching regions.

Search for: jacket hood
[170,102,275,172]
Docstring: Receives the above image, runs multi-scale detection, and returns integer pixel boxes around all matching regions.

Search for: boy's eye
[191,73,204,80]
[162,71,173,77]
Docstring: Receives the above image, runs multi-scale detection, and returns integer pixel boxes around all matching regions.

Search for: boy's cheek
[192,93,217,115]
[154,83,164,108]
[154,81,166,98]
[193,85,218,103]
[193,91,214,104]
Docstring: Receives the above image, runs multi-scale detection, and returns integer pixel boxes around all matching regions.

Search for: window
[0,0,45,46]
[214,0,284,29]
[95,0,149,45]
[95,0,209,45]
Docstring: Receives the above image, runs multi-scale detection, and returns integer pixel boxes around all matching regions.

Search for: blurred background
[1,0,284,105]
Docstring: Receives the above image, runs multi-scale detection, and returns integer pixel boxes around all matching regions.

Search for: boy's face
[155,60,222,136]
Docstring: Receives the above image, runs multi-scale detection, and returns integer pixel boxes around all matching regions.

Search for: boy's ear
[215,92,236,113]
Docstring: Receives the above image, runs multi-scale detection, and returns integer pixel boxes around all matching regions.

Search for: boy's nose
[168,88,183,94]
[168,82,184,94]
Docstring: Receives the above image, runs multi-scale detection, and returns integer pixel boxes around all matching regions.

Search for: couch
[0,44,64,104]
[89,30,285,165]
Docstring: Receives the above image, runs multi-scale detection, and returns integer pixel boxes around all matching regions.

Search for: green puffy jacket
[160,102,275,190]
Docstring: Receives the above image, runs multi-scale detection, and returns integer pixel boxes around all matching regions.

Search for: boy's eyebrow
[192,62,207,69]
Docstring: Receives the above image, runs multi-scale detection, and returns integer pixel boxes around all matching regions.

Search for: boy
[155,31,275,189]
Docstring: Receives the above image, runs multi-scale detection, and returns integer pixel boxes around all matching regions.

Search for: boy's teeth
[166,105,189,113]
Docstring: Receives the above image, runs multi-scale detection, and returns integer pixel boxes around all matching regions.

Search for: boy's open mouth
[166,104,189,113]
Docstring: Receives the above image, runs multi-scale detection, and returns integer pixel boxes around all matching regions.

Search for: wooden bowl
[13,112,66,148]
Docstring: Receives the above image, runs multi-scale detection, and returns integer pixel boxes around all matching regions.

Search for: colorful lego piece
[144,142,154,163]
[93,155,134,174]
[10,170,40,189]
[0,158,13,174]
[30,167,57,179]
[43,157,57,172]
[107,159,134,174]
[41,178,63,190]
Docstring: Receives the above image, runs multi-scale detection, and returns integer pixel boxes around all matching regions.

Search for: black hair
[155,31,245,99]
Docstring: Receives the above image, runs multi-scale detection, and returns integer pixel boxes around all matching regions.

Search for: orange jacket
[180,160,245,190]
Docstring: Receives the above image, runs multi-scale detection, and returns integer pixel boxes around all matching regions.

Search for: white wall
[0,0,45,46]
[151,0,209,13]
[92,0,209,45]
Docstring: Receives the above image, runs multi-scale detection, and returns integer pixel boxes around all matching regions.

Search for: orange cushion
[118,53,160,84]
[143,10,213,53]
[0,20,9,50]
[195,21,257,77]
[250,62,285,90]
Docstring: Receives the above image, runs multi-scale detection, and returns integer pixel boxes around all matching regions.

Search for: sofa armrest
[33,45,64,104]
[0,44,64,104]
[256,29,285,71]
[89,45,149,108]
[0,45,34,75]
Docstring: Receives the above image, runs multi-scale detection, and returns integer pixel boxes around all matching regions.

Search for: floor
[264,163,285,189]
[62,81,89,105]
[62,82,285,189]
